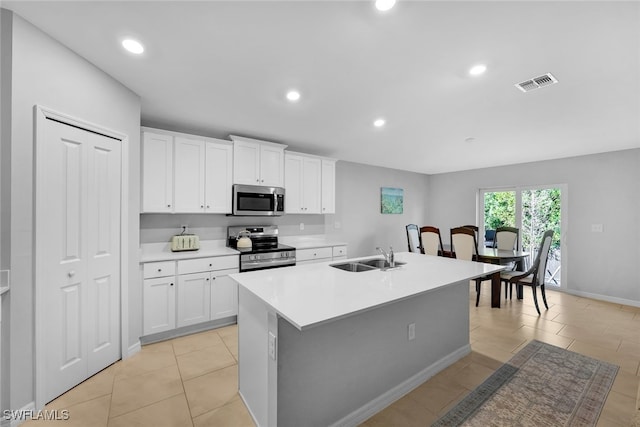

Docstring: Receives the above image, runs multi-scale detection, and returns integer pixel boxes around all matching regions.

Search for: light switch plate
[591,224,603,233]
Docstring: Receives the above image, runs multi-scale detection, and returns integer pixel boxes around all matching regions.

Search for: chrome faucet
[376,246,395,268]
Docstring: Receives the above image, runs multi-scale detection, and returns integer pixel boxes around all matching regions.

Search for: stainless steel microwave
[232,184,285,216]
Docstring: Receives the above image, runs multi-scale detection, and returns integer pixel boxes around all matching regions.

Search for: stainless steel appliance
[228,225,296,272]
[232,184,285,216]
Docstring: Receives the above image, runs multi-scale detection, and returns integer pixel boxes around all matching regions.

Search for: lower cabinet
[143,276,176,335]
[177,272,211,328]
[296,245,348,265]
[142,255,239,337]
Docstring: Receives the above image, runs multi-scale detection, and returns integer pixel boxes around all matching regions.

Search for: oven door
[233,184,285,216]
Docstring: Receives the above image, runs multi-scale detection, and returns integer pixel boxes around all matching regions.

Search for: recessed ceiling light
[286,90,301,102]
[469,64,487,76]
[373,118,386,127]
[375,0,396,12]
[122,38,144,54]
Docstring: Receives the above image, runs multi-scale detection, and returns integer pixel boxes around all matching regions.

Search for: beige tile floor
[23,285,640,427]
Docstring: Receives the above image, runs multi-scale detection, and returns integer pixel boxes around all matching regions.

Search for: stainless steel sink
[330,262,377,272]
[330,258,406,272]
[358,258,406,269]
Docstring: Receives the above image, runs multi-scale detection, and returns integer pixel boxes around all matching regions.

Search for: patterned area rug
[433,340,619,426]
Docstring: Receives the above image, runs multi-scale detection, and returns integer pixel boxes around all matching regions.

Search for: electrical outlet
[591,224,603,233]
[408,323,416,341]
[299,223,305,231]
[268,332,277,360]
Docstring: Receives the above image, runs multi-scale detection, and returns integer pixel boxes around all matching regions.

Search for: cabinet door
[142,132,173,212]
[260,144,285,187]
[321,159,336,214]
[233,140,260,185]
[205,141,233,213]
[303,157,322,213]
[177,272,211,328]
[284,154,304,213]
[174,137,206,213]
[211,268,239,320]
[143,277,176,335]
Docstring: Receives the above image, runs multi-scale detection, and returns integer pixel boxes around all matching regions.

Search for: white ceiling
[4,0,640,174]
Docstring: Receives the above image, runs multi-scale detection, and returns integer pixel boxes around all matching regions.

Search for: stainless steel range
[227,225,296,272]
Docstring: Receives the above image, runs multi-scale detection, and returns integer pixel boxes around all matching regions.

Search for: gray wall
[3,10,141,411]
[325,161,429,258]
[428,149,640,304]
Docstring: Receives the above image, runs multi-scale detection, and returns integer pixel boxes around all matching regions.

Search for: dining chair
[461,225,479,241]
[494,226,519,251]
[494,226,520,287]
[420,226,444,256]
[405,224,422,253]
[500,230,554,315]
[450,227,491,306]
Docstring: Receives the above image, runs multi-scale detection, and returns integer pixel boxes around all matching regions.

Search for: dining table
[442,245,530,308]
[474,248,530,307]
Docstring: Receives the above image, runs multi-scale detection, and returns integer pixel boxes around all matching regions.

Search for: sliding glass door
[480,186,565,288]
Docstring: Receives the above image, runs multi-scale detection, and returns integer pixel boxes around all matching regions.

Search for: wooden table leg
[491,271,501,308]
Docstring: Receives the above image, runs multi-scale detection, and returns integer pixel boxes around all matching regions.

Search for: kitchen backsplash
[140,213,327,243]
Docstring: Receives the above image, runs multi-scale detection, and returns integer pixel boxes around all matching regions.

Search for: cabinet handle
[200,205,204,208]
[212,277,216,280]
[206,278,209,281]
[68,270,75,277]
[170,283,174,286]
[261,179,264,183]
[209,263,212,267]
[157,268,162,272]
[256,179,259,183]
[206,205,210,208]
[167,204,171,208]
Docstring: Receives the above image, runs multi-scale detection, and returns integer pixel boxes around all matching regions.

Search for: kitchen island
[230,252,503,427]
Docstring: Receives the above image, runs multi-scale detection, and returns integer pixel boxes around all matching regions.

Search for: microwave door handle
[274,193,278,212]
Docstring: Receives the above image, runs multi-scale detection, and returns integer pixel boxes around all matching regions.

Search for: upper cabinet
[285,152,336,215]
[142,131,174,213]
[285,153,321,214]
[141,128,233,214]
[321,159,336,214]
[230,135,287,187]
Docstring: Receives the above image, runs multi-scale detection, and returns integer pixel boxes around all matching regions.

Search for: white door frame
[477,183,568,289]
[34,105,130,410]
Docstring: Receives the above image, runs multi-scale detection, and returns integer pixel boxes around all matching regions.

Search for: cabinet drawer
[177,256,238,275]
[296,247,333,262]
[332,246,347,258]
[143,261,176,279]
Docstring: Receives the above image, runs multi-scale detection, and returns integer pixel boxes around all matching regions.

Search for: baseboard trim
[551,287,640,308]
[1,401,35,427]
[329,344,472,427]
[125,340,141,359]
[139,316,237,345]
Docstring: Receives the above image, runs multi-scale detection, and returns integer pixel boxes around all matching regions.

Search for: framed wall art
[380,187,403,214]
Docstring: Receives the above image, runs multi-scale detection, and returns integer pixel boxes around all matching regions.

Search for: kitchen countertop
[230,251,504,331]
[140,235,347,263]
[140,240,239,263]
[279,234,347,249]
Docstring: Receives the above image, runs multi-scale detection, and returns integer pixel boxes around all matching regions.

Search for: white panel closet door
[41,119,121,404]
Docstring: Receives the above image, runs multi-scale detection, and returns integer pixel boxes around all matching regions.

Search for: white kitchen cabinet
[211,269,239,320]
[296,247,334,265]
[177,272,211,328]
[332,245,348,260]
[231,135,287,187]
[174,136,206,213]
[141,127,233,214]
[143,275,176,336]
[205,141,233,213]
[173,136,233,213]
[321,159,337,214]
[142,131,173,213]
[285,153,322,214]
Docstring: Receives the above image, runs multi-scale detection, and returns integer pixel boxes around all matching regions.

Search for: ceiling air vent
[515,73,558,93]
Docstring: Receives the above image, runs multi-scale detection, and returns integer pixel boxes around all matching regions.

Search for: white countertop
[140,240,239,263]
[231,251,504,331]
[279,235,347,249]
